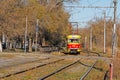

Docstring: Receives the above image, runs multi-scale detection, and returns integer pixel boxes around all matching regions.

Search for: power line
[87,0,104,16]
[70,21,87,23]
[116,0,120,17]
[65,4,114,23]
[117,13,120,17]
[106,0,114,17]
[64,6,113,8]
[87,0,101,6]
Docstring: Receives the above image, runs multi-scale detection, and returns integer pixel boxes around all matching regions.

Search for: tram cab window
[68,39,79,43]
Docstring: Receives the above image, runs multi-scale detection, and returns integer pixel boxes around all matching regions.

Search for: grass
[0,54,16,59]
[0,48,116,80]
[85,60,109,80]
[0,59,109,80]
[1,60,73,80]
[113,58,120,80]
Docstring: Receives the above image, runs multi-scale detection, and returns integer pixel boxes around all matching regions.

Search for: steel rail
[81,50,101,56]
[80,60,98,80]
[0,59,64,79]
[104,71,109,80]
[38,60,79,80]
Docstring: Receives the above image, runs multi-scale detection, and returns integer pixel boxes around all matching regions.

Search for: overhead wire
[87,0,100,6]
[65,0,114,23]
[87,0,103,22]
[106,0,113,16]
[116,0,120,18]
[73,0,104,26]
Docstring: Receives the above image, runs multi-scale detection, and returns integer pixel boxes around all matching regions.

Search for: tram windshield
[68,39,79,43]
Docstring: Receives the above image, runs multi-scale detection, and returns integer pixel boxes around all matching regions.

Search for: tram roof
[67,35,81,39]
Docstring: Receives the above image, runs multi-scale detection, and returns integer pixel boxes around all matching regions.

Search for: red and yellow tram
[66,35,82,54]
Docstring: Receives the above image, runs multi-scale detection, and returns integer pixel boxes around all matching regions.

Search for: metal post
[84,36,87,49]
[110,64,113,80]
[103,11,106,53]
[90,27,92,51]
[24,16,27,53]
[77,22,78,34]
[112,0,117,57]
[35,19,39,52]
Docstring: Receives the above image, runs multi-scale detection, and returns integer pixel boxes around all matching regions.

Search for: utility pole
[110,1,117,80]
[112,0,117,57]
[90,26,92,51]
[103,11,106,53]
[76,22,78,34]
[35,19,39,52]
[84,36,87,49]
[24,16,27,53]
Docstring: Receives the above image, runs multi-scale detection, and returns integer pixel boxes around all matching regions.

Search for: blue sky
[64,0,120,28]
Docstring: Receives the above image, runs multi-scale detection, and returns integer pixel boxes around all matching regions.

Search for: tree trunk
[9,41,13,49]
[0,40,2,52]
[29,38,32,52]
[42,38,46,46]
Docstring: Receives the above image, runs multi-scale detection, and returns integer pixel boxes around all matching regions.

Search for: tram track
[41,58,108,80]
[0,52,110,80]
[80,60,98,80]
[38,59,80,80]
[80,50,110,80]
[37,59,98,80]
[0,58,64,79]
[81,50,102,56]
